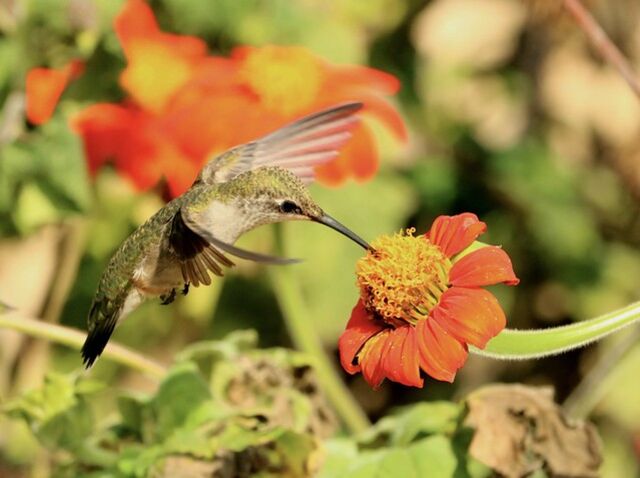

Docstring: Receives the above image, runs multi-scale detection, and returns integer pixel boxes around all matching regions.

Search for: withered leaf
[464,384,602,478]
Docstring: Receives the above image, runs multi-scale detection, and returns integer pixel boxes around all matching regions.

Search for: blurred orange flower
[339,214,519,389]
[72,0,406,196]
[25,60,84,125]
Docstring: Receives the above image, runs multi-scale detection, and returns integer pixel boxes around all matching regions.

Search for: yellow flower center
[239,46,324,117]
[356,229,451,326]
[122,41,196,113]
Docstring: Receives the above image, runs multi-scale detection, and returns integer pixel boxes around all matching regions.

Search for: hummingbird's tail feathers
[199,102,363,185]
[81,301,118,368]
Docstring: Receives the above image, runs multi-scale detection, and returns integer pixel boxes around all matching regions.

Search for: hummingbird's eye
[280,200,301,214]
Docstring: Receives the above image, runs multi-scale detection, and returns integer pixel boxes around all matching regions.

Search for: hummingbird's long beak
[312,213,371,250]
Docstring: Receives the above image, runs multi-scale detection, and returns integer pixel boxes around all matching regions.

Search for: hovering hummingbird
[82,102,370,367]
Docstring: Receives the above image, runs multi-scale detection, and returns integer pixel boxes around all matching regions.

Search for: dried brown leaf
[464,384,602,478]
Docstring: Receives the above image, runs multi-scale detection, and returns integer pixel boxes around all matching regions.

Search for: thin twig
[0,313,167,379]
[563,0,640,99]
[563,324,640,418]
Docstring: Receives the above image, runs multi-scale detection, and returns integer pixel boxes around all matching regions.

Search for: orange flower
[339,213,519,389]
[72,0,406,197]
[25,60,84,125]
[115,0,208,113]
[183,45,408,185]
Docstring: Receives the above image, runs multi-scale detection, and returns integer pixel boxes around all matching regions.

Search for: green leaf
[175,329,258,364]
[359,401,462,447]
[116,444,166,478]
[150,362,212,439]
[0,114,91,236]
[316,439,360,478]
[117,393,148,437]
[334,436,458,478]
[388,402,461,446]
[4,373,100,452]
[405,436,459,477]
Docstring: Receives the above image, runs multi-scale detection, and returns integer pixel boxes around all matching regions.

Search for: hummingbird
[82,102,370,367]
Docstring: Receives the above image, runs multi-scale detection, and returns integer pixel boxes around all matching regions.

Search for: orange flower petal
[344,124,378,181]
[360,94,408,142]
[327,64,400,95]
[72,103,137,174]
[315,124,378,186]
[314,155,350,186]
[415,318,467,382]
[115,0,158,46]
[381,326,423,388]
[115,0,207,112]
[26,60,84,125]
[26,68,68,125]
[164,92,269,161]
[450,246,520,287]
[338,300,385,375]
[72,102,198,194]
[431,287,506,349]
[427,213,487,258]
[360,329,391,389]
[323,91,407,142]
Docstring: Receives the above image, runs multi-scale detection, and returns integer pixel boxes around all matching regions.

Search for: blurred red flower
[72,0,406,197]
[339,213,519,389]
[25,60,84,125]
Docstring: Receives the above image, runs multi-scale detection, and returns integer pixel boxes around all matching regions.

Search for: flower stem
[270,266,371,433]
[564,0,640,99]
[472,301,640,360]
[270,226,370,434]
[0,313,166,379]
[562,324,640,418]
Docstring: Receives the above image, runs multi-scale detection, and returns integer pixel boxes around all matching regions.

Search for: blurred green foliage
[5,332,491,478]
[2,0,640,476]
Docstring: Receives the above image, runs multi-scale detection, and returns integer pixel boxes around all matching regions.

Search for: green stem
[562,324,640,418]
[0,314,167,379]
[270,266,371,434]
[270,226,370,433]
[472,301,640,359]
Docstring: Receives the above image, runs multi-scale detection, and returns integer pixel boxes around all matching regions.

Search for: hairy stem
[0,314,167,379]
[472,300,640,359]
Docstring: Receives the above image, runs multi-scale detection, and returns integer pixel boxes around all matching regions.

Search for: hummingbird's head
[227,167,370,250]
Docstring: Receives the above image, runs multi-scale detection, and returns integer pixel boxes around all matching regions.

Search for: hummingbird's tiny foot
[182,283,190,296]
[160,288,177,305]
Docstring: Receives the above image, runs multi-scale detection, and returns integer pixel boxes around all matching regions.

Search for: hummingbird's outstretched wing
[197,102,363,185]
[167,211,234,287]
[165,209,298,288]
